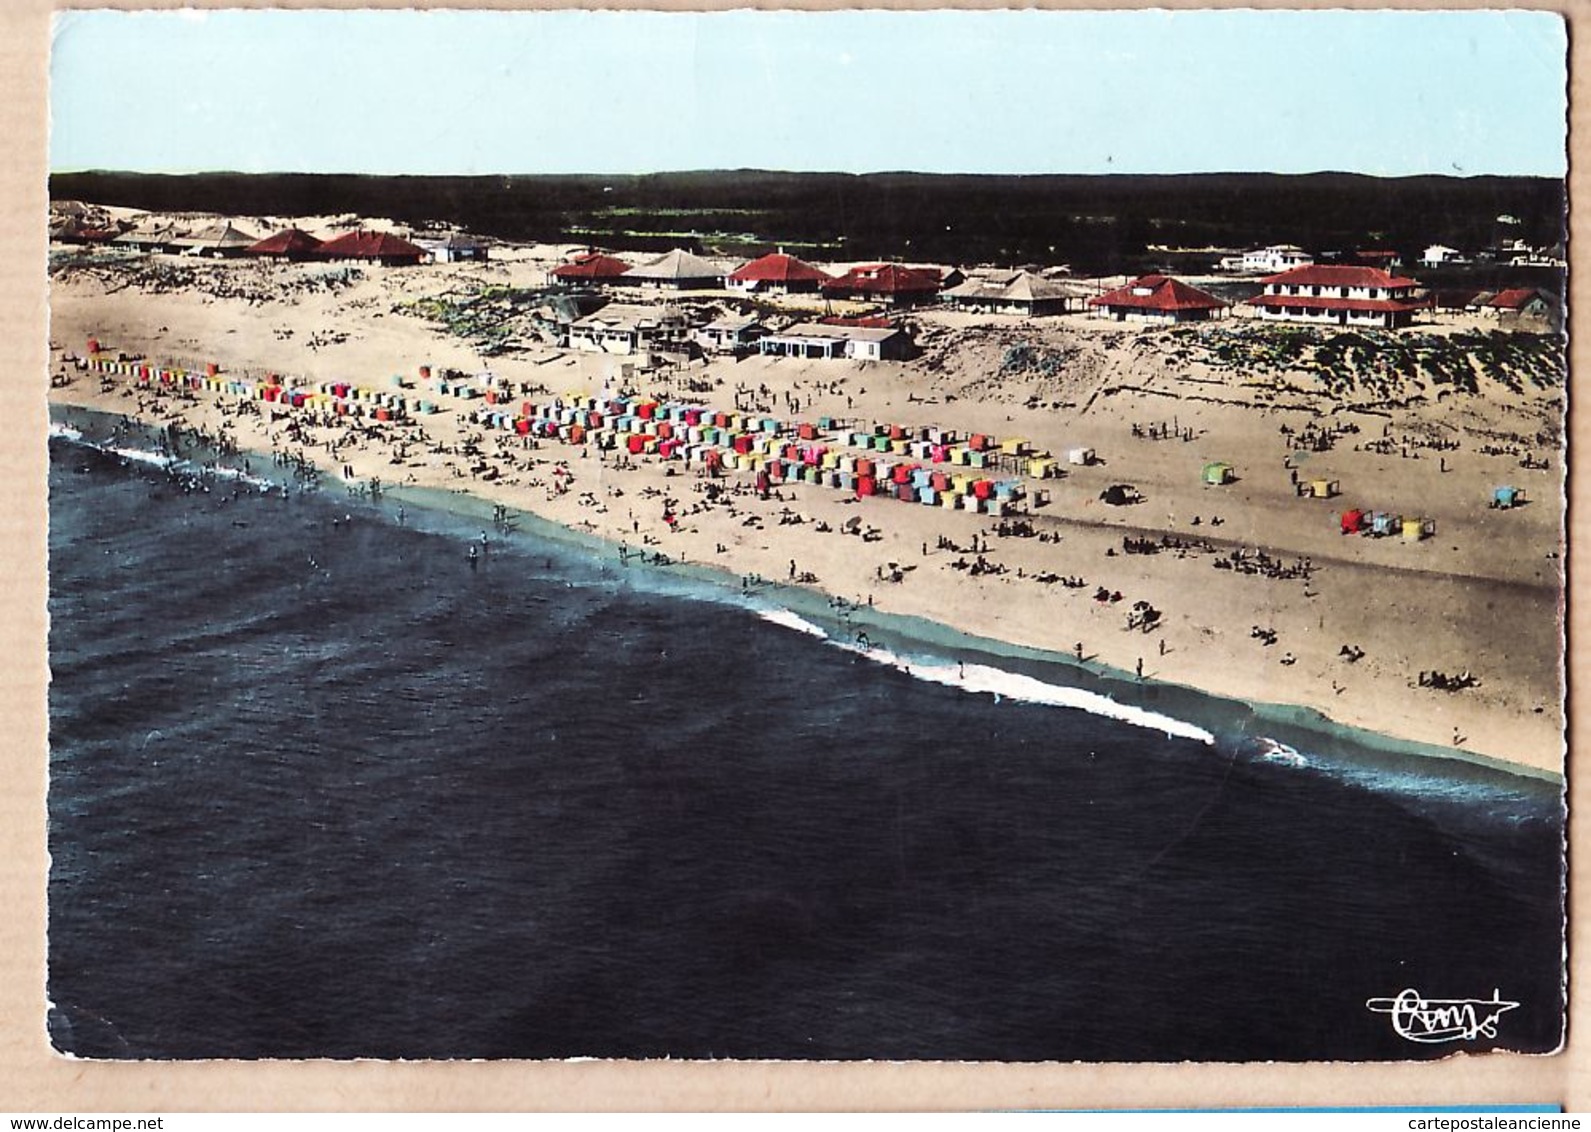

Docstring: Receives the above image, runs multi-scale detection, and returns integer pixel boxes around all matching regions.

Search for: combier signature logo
[1366,988,1520,1044]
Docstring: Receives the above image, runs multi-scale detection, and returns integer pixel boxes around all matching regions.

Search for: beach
[44,426,1567,1061]
[46,228,1567,776]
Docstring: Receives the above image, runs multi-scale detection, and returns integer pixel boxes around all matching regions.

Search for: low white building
[695,316,766,354]
[942,271,1084,316]
[417,233,489,263]
[567,304,689,356]
[1240,244,1314,273]
[758,322,910,362]
[1421,244,1465,268]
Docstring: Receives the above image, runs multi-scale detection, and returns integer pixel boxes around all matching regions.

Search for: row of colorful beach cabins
[84,347,1052,515]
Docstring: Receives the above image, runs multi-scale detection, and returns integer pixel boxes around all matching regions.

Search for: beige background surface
[3,0,1584,1111]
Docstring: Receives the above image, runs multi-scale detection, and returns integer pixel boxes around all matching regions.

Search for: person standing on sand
[790,559,797,581]
[1136,657,1144,680]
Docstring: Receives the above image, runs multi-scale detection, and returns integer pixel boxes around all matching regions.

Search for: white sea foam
[54,427,278,490]
[755,608,830,639]
[836,640,1216,746]
[100,445,176,470]
[1257,739,1309,767]
[207,464,278,491]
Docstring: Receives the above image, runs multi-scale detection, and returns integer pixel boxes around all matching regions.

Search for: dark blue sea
[46,411,1565,1062]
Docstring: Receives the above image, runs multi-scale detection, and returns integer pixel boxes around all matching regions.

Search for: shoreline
[43,252,1565,776]
[48,400,1562,789]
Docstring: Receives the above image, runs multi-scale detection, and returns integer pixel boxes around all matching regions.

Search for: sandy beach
[46,223,1567,776]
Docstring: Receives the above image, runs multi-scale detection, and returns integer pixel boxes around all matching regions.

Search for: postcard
[14,0,1580,1110]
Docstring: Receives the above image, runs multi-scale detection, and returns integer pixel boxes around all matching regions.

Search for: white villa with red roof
[1248,265,1427,330]
[820,263,943,306]
[1088,275,1228,323]
[727,252,831,295]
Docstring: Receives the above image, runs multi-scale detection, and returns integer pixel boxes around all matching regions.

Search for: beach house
[1421,244,1466,268]
[111,222,188,254]
[943,271,1084,317]
[1484,288,1558,328]
[551,252,632,287]
[695,315,767,355]
[418,232,489,263]
[1247,265,1427,329]
[727,252,830,295]
[247,228,326,260]
[820,263,943,306]
[316,230,431,266]
[1240,244,1314,273]
[627,249,726,290]
[1087,275,1228,323]
[567,304,689,356]
[758,321,911,361]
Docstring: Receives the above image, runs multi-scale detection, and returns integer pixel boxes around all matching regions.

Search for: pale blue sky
[50,8,1568,178]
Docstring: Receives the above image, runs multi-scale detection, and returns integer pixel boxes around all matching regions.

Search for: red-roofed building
[50,219,119,245]
[550,252,632,286]
[1248,264,1426,329]
[727,252,831,295]
[1088,275,1228,324]
[247,228,325,260]
[1484,288,1558,328]
[316,230,430,266]
[821,263,942,306]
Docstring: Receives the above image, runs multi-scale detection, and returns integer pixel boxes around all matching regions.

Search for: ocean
[45,411,1565,1062]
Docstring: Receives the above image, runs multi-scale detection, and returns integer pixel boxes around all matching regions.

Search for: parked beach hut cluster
[82,352,418,423]
[88,340,1075,520]
[1339,507,1435,542]
[472,392,1039,516]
